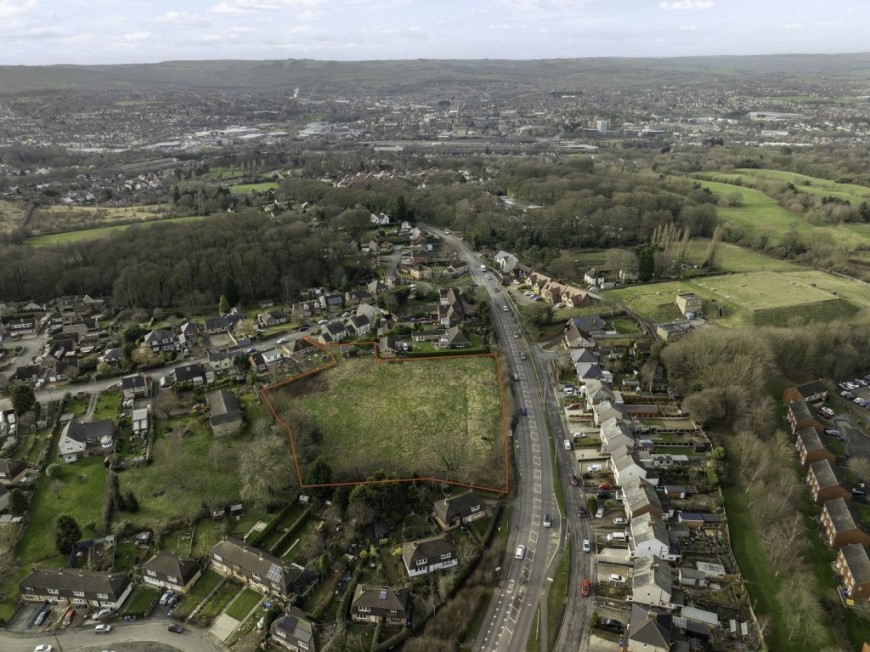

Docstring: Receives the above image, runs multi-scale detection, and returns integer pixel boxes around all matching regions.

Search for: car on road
[608,574,626,583]
[34,646,53,652]
[595,507,605,519]
[613,517,627,526]
[276,337,288,345]
[519,407,528,416]
[583,539,591,553]
[515,544,526,559]
[520,352,527,360]
[543,513,552,528]
[502,305,509,312]
[581,579,591,596]
[168,623,184,634]
[577,507,587,518]
[570,474,580,486]
[512,372,520,381]
[563,439,572,451]
[94,624,112,633]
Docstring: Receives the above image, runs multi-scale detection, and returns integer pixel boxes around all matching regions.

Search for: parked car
[820,407,835,418]
[515,544,526,560]
[595,507,605,519]
[826,429,842,437]
[597,490,610,500]
[34,609,50,627]
[583,539,591,553]
[572,431,586,439]
[62,608,75,627]
[168,623,184,634]
[543,513,552,528]
[581,579,591,596]
[33,645,53,652]
[842,391,855,398]
[588,464,602,472]
[564,439,572,451]
[276,337,288,345]
[159,590,173,606]
[578,507,588,518]
[94,607,113,620]
[613,517,627,526]
[94,624,112,633]
[608,574,626,583]
[599,618,623,633]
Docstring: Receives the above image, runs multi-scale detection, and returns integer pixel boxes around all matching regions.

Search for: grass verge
[547,540,571,650]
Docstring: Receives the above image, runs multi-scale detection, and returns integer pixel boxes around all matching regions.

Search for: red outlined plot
[260,336,510,495]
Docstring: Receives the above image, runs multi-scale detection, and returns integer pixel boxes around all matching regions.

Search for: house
[821,497,870,550]
[782,380,828,405]
[121,374,150,400]
[204,313,243,334]
[257,310,289,328]
[622,480,664,520]
[346,315,373,338]
[142,329,179,353]
[210,537,318,598]
[611,446,647,487]
[407,264,432,280]
[208,390,243,437]
[593,401,625,427]
[208,350,235,373]
[356,303,382,323]
[626,603,673,652]
[439,326,472,350]
[271,607,317,652]
[631,556,673,608]
[8,317,37,336]
[433,491,486,529]
[655,321,693,342]
[569,315,606,337]
[320,321,347,343]
[601,417,635,455]
[786,400,824,434]
[141,551,202,594]
[585,380,614,411]
[378,336,399,359]
[494,251,519,274]
[446,263,469,278]
[630,514,678,561]
[99,346,124,366]
[58,419,115,463]
[401,535,459,577]
[350,585,410,626]
[319,294,344,311]
[345,289,371,306]
[131,408,149,435]
[20,569,132,609]
[0,459,27,483]
[674,292,702,318]
[561,288,591,308]
[179,321,200,341]
[576,362,603,381]
[836,543,870,601]
[174,363,205,385]
[794,427,836,468]
[584,268,609,287]
[807,459,852,505]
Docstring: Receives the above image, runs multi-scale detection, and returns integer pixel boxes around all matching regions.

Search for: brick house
[807,459,852,506]
[794,427,836,468]
[821,497,870,549]
[350,585,410,626]
[836,544,870,601]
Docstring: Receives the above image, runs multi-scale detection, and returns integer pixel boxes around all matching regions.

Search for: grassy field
[605,270,869,327]
[682,240,801,273]
[28,203,167,234]
[228,182,278,194]
[734,168,870,203]
[0,199,27,233]
[119,419,242,529]
[17,457,108,562]
[275,356,505,487]
[694,178,870,250]
[123,585,160,616]
[25,215,207,246]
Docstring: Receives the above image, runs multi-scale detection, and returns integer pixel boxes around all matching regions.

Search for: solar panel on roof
[266,563,283,583]
[379,589,387,600]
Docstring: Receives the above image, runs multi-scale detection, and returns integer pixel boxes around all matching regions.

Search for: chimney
[647,609,657,621]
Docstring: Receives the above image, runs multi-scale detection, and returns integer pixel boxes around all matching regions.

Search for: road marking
[529,530,538,544]
[534,482,541,494]
[531,513,540,526]
[534,497,541,509]
[506,579,515,594]
[534,468,541,479]
[532,443,540,453]
[533,455,541,467]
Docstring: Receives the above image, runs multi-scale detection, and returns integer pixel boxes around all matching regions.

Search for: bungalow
[674,292,703,318]
[208,390,243,437]
[439,326,472,350]
[204,314,243,335]
[782,380,828,406]
[654,321,693,342]
[631,556,673,608]
[611,446,647,486]
[20,569,132,609]
[257,310,289,328]
[433,491,486,530]
[141,551,202,594]
[0,458,26,483]
[836,544,870,601]
[121,374,150,400]
[174,363,206,386]
[350,585,410,626]
[210,537,318,599]
[401,535,459,577]
[786,400,824,435]
[622,480,664,520]
[59,419,114,463]
[142,328,179,353]
[601,418,635,455]
[626,603,673,652]
[795,427,836,468]
[271,607,317,652]
[630,514,676,561]
[807,459,852,505]
[821,497,870,550]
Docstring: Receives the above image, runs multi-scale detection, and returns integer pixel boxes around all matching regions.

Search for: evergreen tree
[55,514,82,554]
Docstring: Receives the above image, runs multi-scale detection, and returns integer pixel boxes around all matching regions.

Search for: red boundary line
[259,336,510,495]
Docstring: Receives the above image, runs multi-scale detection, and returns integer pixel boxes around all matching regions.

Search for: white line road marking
[534,482,541,493]
[534,468,541,479]
[533,455,541,466]
[532,443,540,453]
[529,530,538,544]
[534,497,542,509]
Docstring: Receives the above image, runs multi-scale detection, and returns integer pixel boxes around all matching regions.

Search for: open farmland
[682,240,801,273]
[228,182,278,194]
[24,215,208,246]
[605,270,868,327]
[27,203,169,235]
[273,356,506,489]
[734,168,870,203]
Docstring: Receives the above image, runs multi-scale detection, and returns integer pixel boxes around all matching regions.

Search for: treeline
[0,211,368,307]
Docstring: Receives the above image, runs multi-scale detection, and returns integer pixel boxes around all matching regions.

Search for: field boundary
[260,336,510,494]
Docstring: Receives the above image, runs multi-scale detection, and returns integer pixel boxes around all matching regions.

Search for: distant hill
[2,53,870,95]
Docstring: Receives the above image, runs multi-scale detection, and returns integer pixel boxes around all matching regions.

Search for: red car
[62,608,76,627]
[168,623,184,634]
[581,579,591,597]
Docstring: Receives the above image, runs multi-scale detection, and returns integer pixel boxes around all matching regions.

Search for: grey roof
[631,514,669,548]
[624,481,662,516]
[628,603,672,649]
[788,400,816,424]
[402,535,457,569]
[445,326,470,346]
[841,544,870,585]
[20,568,130,602]
[570,315,606,335]
[271,608,315,648]
[632,556,672,596]
[809,459,843,490]
[63,419,114,443]
[570,348,597,364]
[433,491,484,524]
[211,537,293,593]
[795,380,827,399]
[142,551,200,585]
[101,347,124,362]
[796,427,829,455]
[143,328,176,344]
[174,363,205,382]
[352,584,410,616]
[121,374,148,391]
[825,497,865,534]
[207,389,242,426]
[0,458,26,479]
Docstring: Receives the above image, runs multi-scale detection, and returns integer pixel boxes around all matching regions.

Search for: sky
[2,0,869,65]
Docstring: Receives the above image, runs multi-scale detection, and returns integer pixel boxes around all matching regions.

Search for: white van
[606,531,627,542]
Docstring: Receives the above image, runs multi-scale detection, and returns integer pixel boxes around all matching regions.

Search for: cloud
[678,24,698,30]
[488,22,521,30]
[658,0,713,9]
[0,0,37,21]
[122,31,152,42]
[211,0,324,14]
[783,22,803,30]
